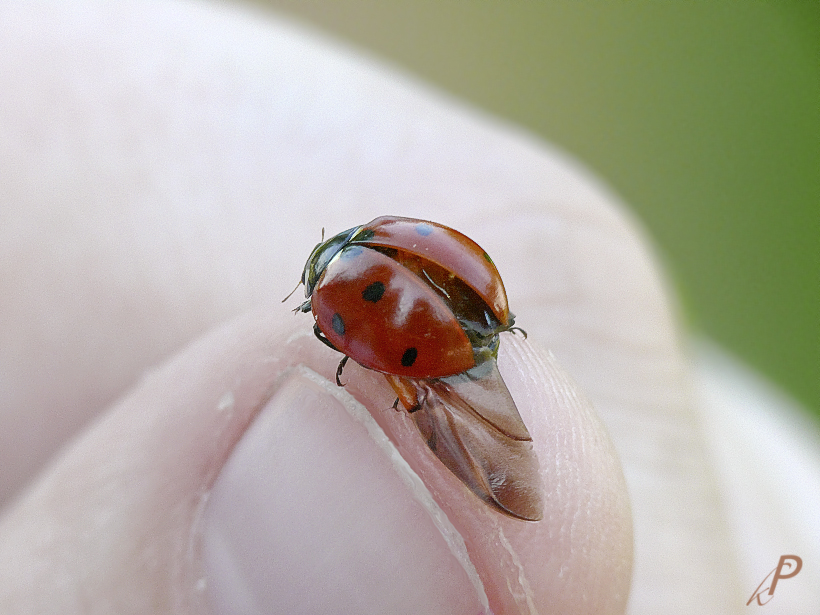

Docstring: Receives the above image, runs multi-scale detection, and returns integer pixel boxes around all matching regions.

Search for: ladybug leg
[392,396,421,413]
[391,395,421,414]
[508,326,528,339]
[313,323,339,351]
[406,387,428,414]
[403,385,427,414]
[384,374,423,413]
[335,355,349,387]
[501,312,527,338]
[295,299,312,314]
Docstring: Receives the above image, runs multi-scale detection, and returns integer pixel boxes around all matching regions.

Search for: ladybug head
[299,225,362,310]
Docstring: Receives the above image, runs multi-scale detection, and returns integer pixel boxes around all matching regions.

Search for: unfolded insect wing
[438,360,532,441]
[408,367,544,521]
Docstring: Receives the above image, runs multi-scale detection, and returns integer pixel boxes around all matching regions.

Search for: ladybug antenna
[281,279,302,303]
[321,227,325,242]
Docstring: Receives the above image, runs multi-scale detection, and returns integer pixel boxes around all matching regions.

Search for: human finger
[0,307,631,615]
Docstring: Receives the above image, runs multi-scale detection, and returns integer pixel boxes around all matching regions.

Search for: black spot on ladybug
[362,281,385,303]
[401,347,418,367]
[415,223,433,237]
[332,313,345,336]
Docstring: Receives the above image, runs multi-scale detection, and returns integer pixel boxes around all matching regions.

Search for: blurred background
[246,0,817,416]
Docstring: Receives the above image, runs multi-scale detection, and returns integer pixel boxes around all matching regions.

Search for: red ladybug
[296,216,543,521]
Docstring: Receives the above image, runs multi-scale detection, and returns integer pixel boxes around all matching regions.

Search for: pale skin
[5,2,812,614]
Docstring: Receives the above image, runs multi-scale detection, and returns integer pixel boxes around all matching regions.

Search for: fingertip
[0,305,632,615]
[495,333,634,614]
[340,330,633,614]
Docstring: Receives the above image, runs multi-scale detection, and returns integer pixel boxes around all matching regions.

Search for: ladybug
[295,216,543,521]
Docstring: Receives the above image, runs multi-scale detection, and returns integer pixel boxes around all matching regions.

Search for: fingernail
[202,368,488,615]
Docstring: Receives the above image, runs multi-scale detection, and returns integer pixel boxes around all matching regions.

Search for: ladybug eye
[362,281,386,303]
[401,347,418,367]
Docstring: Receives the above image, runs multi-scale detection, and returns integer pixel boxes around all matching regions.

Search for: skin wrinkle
[530,339,631,611]
[494,523,538,615]
[497,339,630,613]
[185,389,238,611]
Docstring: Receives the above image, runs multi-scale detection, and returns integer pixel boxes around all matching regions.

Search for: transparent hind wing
[438,360,532,441]
[401,368,544,521]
